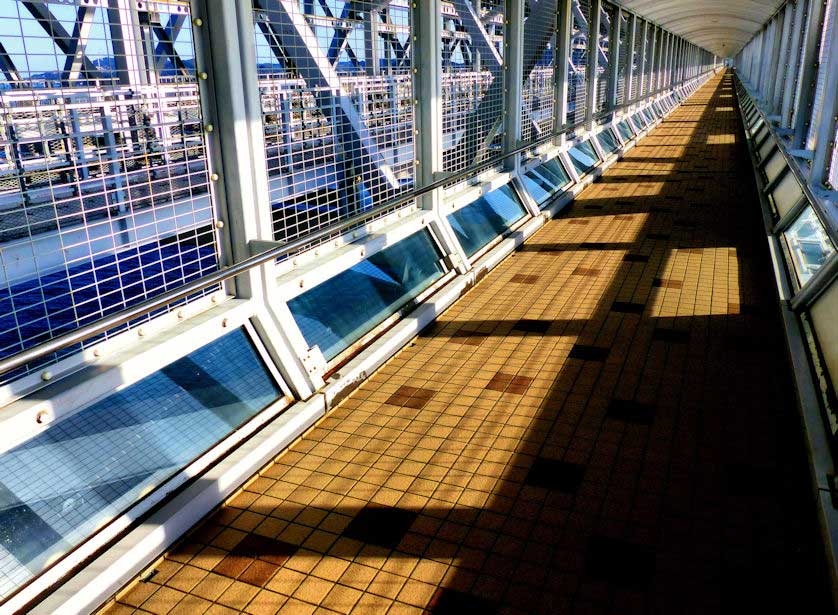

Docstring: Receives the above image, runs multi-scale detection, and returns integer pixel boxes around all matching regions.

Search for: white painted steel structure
[12,0,826,612]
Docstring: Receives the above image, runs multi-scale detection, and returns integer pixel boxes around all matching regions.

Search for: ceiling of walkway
[615,0,783,57]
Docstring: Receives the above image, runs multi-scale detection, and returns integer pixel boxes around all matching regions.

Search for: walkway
[101,73,831,615]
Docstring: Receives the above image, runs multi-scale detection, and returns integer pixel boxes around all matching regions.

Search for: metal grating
[0,0,219,385]
[789,0,810,128]
[441,0,506,173]
[252,0,416,246]
[566,0,589,126]
[593,2,613,115]
[806,0,832,152]
[614,10,629,106]
[629,18,643,101]
[520,0,557,144]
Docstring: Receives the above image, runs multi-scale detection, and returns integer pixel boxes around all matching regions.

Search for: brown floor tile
[100,73,830,615]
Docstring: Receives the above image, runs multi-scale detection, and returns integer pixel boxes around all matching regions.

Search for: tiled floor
[100,74,831,615]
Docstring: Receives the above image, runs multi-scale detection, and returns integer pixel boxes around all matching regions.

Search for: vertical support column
[503,0,525,169]
[625,13,637,104]
[809,0,838,189]
[584,0,602,129]
[554,0,572,143]
[364,8,381,76]
[792,0,828,149]
[781,0,806,128]
[637,20,648,100]
[414,0,470,272]
[605,7,621,111]
[195,0,322,396]
[770,3,792,114]
[647,25,657,95]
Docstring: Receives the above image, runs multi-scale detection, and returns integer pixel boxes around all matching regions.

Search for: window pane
[783,206,836,286]
[288,230,445,360]
[447,184,527,257]
[568,140,599,176]
[522,159,571,207]
[617,120,634,141]
[0,328,280,599]
[596,129,619,155]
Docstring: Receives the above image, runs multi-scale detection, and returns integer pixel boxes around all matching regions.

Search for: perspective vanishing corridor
[99,73,831,615]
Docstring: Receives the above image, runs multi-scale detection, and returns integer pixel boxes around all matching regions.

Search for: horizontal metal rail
[0,74,711,378]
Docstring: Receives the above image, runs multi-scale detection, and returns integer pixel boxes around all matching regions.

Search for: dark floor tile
[569,344,610,361]
[238,559,280,587]
[514,319,551,334]
[586,536,655,587]
[649,206,672,213]
[584,204,604,210]
[386,385,437,409]
[607,399,656,424]
[213,554,250,579]
[572,267,601,277]
[510,274,541,284]
[674,218,696,227]
[623,254,649,263]
[568,219,590,225]
[525,458,586,493]
[611,301,645,314]
[652,277,683,289]
[343,506,418,549]
[233,534,299,567]
[429,588,498,615]
[646,233,671,240]
[583,242,608,249]
[652,328,690,343]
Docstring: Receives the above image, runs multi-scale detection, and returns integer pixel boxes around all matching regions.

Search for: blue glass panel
[0,328,280,599]
[522,159,571,207]
[642,108,654,123]
[568,141,600,176]
[783,207,837,286]
[617,120,633,141]
[633,113,648,128]
[447,184,527,258]
[288,230,445,360]
[596,129,619,155]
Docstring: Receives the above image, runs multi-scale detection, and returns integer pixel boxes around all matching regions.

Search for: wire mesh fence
[251,0,416,248]
[0,0,219,385]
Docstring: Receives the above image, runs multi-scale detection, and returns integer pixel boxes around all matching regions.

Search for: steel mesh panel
[789,0,810,128]
[641,23,652,96]
[806,0,832,151]
[252,0,415,246]
[441,0,506,173]
[520,0,557,144]
[566,0,589,126]
[593,2,612,115]
[614,11,629,106]
[629,18,643,100]
[0,0,219,385]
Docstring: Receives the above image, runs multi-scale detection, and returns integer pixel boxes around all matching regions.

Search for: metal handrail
[0,73,713,378]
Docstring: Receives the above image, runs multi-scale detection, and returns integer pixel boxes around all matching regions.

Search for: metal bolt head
[205,124,214,133]
[41,371,52,382]
[193,18,203,27]
[214,219,224,229]
[199,71,208,80]
[210,173,220,182]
